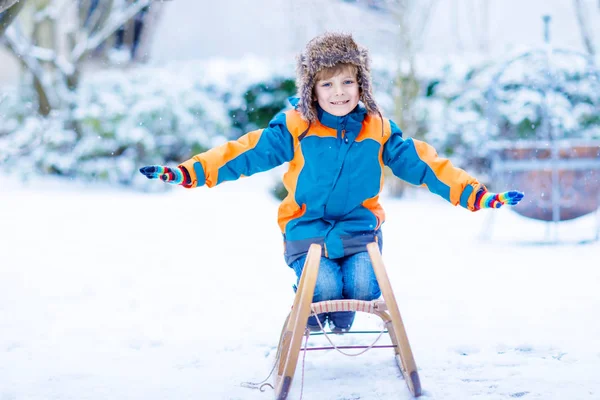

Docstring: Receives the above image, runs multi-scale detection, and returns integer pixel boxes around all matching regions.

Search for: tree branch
[3,35,52,115]
[573,0,596,55]
[0,0,21,14]
[2,24,60,114]
[77,0,113,40]
[414,0,438,41]
[33,0,58,23]
[70,0,152,63]
[3,13,76,81]
[0,0,26,37]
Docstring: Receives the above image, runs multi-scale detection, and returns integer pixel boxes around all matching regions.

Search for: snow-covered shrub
[1,65,230,189]
[0,86,48,165]
[227,77,297,139]
[72,67,230,188]
[425,61,495,174]
[435,50,600,177]
[490,51,600,141]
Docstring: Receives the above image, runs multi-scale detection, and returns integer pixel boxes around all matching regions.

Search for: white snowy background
[2,0,600,399]
[1,172,599,400]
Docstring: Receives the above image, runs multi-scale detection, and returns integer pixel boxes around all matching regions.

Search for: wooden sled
[274,242,422,399]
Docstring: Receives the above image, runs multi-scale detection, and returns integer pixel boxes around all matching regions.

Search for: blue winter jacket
[180,98,483,265]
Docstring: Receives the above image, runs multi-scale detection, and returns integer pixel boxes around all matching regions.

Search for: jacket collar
[288,96,366,134]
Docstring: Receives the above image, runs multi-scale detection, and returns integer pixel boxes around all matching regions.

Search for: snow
[1,173,599,400]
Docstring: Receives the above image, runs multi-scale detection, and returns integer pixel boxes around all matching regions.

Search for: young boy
[140,32,524,333]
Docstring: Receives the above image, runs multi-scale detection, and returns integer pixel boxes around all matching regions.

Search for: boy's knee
[346,280,381,301]
[291,256,343,302]
[342,252,381,300]
[314,278,343,301]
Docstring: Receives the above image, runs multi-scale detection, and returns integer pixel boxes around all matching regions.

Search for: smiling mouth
[330,100,350,105]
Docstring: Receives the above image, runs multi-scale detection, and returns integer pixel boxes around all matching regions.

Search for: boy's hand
[139,165,190,185]
[475,190,524,210]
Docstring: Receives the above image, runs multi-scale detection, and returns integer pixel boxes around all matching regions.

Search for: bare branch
[3,25,59,114]
[0,0,21,14]
[4,25,58,111]
[2,6,76,81]
[573,0,596,55]
[0,0,26,37]
[382,0,439,51]
[33,0,58,23]
[77,0,113,38]
[414,0,438,42]
[87,0,113,36]
[133,1,162,62]
[56,0,78,18]
[70,0,152,63]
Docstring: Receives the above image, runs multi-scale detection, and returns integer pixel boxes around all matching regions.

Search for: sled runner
[273,242,422,399]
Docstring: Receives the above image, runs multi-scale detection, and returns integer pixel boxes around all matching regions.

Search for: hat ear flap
[299,54,308,70]
[359,48,370,70]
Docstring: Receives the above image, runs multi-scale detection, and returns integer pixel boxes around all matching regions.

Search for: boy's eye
[344,80,355,85]
[320,82,331,87]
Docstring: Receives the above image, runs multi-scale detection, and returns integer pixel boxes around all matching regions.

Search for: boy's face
[314,67,359,117]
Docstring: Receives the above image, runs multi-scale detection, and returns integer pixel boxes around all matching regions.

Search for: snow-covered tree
[372,0,439,197]
[0,0,153,117]
[382,0,438,139]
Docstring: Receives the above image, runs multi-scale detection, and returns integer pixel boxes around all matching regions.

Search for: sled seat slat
[310,299,387,315]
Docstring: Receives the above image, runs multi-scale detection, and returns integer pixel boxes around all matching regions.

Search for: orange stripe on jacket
[360,116,390,229]
[277,113,309,233]
[303,120,338,139]
[181,129,263,188]
[412,139,481,207]
[355,114,389,142]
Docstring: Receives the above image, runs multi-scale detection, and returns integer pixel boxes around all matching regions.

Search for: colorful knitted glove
[139,165,190,185]
[475,190,524,210]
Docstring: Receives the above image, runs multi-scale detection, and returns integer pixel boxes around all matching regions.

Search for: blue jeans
[290,251,382,329]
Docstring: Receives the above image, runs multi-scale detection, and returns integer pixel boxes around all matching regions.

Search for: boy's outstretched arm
[383,120,524,211]
[139,112,294,188]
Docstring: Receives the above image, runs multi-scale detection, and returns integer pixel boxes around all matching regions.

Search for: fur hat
[295,32,380,122]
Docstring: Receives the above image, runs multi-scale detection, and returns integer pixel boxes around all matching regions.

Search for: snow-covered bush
[1,65,230,190]
[227,77,297,139]
[426,60,496,174]
[72,67,230,188]
[490,51,600,141]
[0,86,49,165]
[434,50,600,177]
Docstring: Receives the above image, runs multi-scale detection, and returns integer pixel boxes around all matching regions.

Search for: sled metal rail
[308,330,389,336]
[302,344,397,351]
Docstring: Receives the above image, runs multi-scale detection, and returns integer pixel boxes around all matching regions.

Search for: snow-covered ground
[1,173,599,400]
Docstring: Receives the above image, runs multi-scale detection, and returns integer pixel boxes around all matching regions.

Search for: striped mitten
[139,165,190,186]
[475,190,524,210]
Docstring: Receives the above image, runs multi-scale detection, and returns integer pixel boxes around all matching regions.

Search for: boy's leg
[290,255,343,329]
[329,251,382,330]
